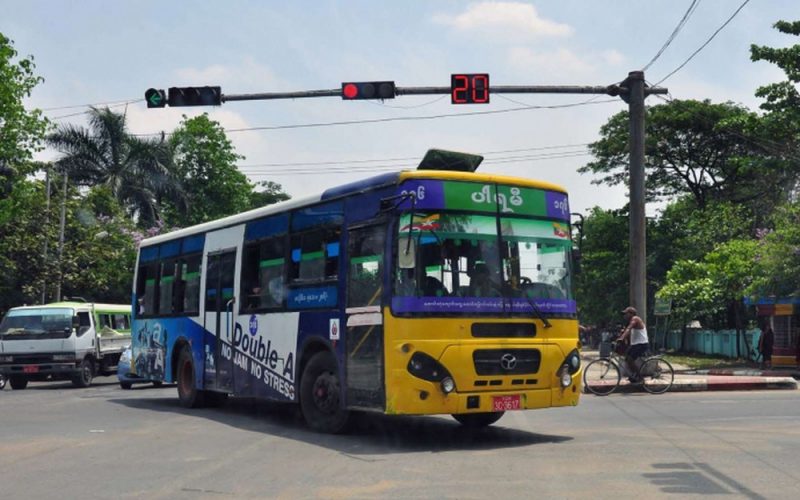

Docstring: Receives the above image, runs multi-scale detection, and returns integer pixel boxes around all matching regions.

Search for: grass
[662,352,752,370]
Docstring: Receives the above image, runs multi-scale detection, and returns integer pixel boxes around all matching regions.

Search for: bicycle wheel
[638,357,674,394]
[583,358,620,396]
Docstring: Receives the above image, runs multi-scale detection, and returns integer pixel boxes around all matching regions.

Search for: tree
[46,107,178,226]
[574,207,629,327]
[250,180,290,209]
[579,100,791,213]
[0,34,49,193]
[165,114,289,226]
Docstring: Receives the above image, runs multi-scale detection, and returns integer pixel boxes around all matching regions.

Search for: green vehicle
[0,302,131,390]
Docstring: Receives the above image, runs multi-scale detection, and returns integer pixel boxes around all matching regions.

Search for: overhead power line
[655,0,752,85]
[642,0,702,71]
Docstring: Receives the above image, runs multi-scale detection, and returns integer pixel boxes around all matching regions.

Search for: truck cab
[0,302,131,389]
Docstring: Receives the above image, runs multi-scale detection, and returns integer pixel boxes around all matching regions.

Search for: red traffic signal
[341,81,396,100]
[451,74,490,104]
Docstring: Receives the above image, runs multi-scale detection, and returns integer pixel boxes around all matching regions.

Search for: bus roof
[140,169,567,248]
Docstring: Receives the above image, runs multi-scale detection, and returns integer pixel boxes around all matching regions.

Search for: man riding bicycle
[618,306,649,382]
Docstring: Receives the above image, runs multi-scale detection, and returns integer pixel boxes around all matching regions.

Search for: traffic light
[145,88,167,108]
[341,81,396,100]
[167,86,222,107]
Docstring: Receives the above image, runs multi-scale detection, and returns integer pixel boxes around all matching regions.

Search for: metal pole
[55,171,67,303]
[627,71,647,324]
[41,167,51,304]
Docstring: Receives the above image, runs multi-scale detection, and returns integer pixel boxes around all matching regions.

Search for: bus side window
[159,259,177,315]
[181,254,202,315]
[347,226,384,307]
[243,236,286,312]
[136,263,158,316]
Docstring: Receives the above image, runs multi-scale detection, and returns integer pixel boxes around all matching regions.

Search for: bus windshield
[392,211,574,316]
[0,308,74,340]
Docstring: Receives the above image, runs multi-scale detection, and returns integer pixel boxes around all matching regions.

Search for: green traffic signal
[145,88,166,108]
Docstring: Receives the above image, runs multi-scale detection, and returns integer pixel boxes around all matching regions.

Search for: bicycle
[583,340,674,396]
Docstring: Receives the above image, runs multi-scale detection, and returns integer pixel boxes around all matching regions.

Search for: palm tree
[46,107,183,226]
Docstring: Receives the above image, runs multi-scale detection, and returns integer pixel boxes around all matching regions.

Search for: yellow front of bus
[383,173,581,418]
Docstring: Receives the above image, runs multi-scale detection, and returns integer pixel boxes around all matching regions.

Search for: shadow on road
[109,394,573,455]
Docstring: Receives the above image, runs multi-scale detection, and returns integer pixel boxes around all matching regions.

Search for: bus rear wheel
[453,412,505,428]
[177,346,205,408]
[300,352,349,433]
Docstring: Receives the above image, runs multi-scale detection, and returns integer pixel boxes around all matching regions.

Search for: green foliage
[750,202,800,298]
[574,207,629,326]
[250,180,290,209]
[579,99,792,211]
[166,114,260,226]
[0,34,49,190]
[46,107,177,226]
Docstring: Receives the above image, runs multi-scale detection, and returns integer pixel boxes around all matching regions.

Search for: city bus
[131,162,581,432]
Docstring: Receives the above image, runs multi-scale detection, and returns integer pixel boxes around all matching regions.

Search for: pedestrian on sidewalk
[758,325,774,369]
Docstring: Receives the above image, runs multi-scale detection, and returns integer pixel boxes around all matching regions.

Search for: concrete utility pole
[148,72,666,320]
[622,71,648,324]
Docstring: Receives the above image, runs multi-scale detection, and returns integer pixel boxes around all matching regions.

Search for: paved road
[1,377,798,499]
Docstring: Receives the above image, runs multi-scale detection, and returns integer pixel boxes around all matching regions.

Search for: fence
[653,329,761,361]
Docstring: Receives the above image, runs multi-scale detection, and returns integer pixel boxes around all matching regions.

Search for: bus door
[204,249,237,392]
[344,224,386,409]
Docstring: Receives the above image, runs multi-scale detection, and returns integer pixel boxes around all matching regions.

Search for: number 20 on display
[451,73,490,104]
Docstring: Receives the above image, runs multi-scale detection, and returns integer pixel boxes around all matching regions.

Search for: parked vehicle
[117,346,163,389]
[0,302,131,389]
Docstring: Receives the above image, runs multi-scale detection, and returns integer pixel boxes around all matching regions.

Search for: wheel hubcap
[312,372,339,414]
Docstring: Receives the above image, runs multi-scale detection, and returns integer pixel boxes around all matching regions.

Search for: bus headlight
[559,366,572,388]
[441,377,456,394]
[0,355,12,363]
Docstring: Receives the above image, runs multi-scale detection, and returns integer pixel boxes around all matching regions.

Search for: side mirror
[398,236,416,269]
[571,247,582,274]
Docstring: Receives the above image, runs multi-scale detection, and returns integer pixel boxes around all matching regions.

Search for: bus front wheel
[177,346,205,408]
[300,352,350,433]
[453,412,505,428]
[9,376,28,390]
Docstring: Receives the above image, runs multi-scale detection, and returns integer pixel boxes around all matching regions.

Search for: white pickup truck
[0,302,131,390]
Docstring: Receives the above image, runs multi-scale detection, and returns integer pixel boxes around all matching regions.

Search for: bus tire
[9,376,28,390]
[71,358,94,388]
[453,412,505,428]
[300,351,349,433]
[177,346,205,408]
[120,381,133,390]
[204,391,228,407]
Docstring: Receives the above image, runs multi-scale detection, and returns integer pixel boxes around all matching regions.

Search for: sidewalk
[580,349,798,394]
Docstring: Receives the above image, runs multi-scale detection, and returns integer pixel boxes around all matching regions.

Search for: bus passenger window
[181,255,202,314]
[159,260,177,314]
[242,236,285,311]
[136,263,158,316]
[347,226,384,307]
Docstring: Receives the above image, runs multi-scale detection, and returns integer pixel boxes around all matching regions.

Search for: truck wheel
[120,381,133,390]
[177,346,205,408]
[9,376,28,390]
[300,352,349,433]
[71,358,94,388]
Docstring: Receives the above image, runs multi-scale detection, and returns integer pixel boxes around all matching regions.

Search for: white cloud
[434,2,572,42]
[601,49,625,67]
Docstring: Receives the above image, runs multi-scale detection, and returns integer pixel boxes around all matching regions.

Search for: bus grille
[472,349,541,375]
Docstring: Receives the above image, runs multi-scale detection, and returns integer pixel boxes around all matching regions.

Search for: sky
[4,0,798,217]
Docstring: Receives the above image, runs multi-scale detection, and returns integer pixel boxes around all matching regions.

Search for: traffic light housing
[145,88,167,108]
[167,86,222,107]
[341,81,396,100]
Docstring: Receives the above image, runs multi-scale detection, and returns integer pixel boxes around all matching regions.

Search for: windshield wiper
[523,294,552,329]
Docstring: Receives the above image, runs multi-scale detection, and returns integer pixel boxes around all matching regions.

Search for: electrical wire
[654,0,752,85]
[642,0,701,71]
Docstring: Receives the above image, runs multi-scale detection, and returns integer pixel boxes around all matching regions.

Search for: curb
[584,376,797,394]
[683,368,800,379]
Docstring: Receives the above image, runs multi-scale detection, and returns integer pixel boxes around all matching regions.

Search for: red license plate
[492,394,521,411]
[23,365,39,374]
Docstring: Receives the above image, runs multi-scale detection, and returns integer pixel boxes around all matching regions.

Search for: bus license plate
[23,365,39,374]
[492,395,521,411]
